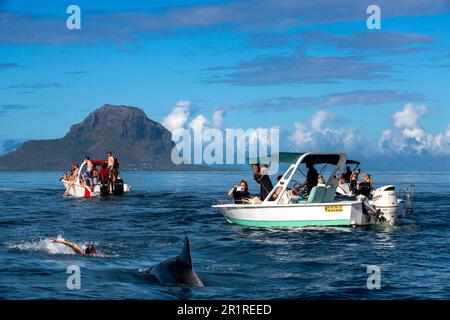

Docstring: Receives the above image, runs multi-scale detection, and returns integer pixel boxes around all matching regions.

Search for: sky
[0,0,450,167]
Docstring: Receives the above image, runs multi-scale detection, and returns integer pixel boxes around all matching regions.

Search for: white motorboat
[61,159,132,198]
[212,152,414,227]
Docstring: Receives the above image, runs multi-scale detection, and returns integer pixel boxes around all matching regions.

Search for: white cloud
[212,109,225,128]
[189,114,209,131]
[162,101,227,137]
[161,100,191,133]
[162,101,450,159]
[287,104,450,157]
[310,110,329,131]
[393,103,428,129]
[288,110,363,152]
[379,103,450,155]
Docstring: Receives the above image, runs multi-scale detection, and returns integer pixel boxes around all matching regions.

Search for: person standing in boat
[350,169,360,192]
[107,152,115,179]
[99,162,109,184]
[357,173,373,196]
[306,161,319,192]
[228,180,251,204]
[343,166,352,183]
[113,156,120,181]
[252,163,273,201]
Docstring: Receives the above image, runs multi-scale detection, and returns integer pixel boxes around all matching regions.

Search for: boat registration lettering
[325,205,343,212]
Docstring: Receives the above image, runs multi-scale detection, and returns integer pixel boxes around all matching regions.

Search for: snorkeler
[51,239,97,255]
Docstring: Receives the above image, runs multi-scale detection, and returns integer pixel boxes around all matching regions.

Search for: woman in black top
[252,163,274,201]
[228,180,251,204]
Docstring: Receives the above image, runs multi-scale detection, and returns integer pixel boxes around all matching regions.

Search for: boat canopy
[346,159,360,166]
[247,152,353,166]
[90,159,107,167]
[247,152,302,164]
[252,152,348,203]
[76,159,107,183]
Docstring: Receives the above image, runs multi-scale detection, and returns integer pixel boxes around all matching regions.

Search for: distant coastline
[0,165,245,173]
[0,105,183,171]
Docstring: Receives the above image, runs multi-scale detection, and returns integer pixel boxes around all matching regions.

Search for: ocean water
[0,171,449,300]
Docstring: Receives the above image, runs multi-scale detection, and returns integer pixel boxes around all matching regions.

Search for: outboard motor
[357,195,383,224]
[113,178,124,196]
[100,183,110,197]
[372,185,399,225]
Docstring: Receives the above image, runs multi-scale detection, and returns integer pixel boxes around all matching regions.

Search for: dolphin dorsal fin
[179,236,192,267]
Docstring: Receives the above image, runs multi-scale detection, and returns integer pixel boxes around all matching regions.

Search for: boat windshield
[287,161,342,188]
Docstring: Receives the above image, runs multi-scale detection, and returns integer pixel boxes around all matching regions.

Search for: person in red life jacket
[99,162,109,184]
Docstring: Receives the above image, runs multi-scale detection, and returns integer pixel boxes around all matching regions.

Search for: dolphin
[148,236,204,287]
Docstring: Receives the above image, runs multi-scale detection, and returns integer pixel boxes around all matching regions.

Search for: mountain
[0,104,182,171]
[0,139,23,155]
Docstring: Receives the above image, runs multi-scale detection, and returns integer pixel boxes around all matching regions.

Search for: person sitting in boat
[62,164,77,181]
[317,174,326,186]
[271,175,284,200]
[51,238,97,255]
[92,167,99,185]
[252,163,274,201]
[294,161,318,195]
[356,173,373,197]
[80,172,90,188]
[228,180,251,204]
[64,165,79,196]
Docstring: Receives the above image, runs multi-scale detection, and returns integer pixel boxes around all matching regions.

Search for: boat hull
[213,201,366,228]
[61,180,131,198]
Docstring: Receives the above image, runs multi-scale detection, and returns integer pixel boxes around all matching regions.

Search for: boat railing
[399,184,415,214]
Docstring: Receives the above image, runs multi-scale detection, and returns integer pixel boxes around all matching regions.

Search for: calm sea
[0,171,449,299]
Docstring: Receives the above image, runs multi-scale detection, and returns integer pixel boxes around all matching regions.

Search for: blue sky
[0,0,449,162]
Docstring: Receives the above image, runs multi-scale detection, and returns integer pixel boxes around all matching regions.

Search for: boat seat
[323,185,337,203]
[307,186,326,203]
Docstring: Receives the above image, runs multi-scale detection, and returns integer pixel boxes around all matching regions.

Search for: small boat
[212,152,414,227]
[60,159,132,198]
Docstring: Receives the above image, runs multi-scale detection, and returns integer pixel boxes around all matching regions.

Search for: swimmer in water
[51,239,97,255]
